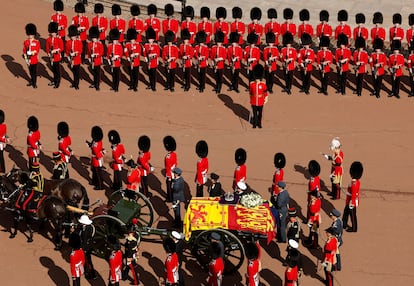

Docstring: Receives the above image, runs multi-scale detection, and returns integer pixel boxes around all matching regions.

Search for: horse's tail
[81,185,90,211]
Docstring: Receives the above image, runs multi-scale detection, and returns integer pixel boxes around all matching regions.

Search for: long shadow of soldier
[39,151,54,175]
[260,240,284,264]
[1,54,31,82]
[38,60,54,82]
[301,252,325,282]
[217,94,250,122]
[151,195,174,226]
[148,172,163,198]
[39,256,70,286]
[260,268,282,286]
[70,156,91,183]
[143,251,166,281]
[6,145,28,171]
[137,263,159,286]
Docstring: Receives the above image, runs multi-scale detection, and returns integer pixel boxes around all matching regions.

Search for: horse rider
[16,161,44,212]
[52,151,69,180]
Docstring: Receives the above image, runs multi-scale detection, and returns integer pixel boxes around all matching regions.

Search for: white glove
[324,154,330,160]
[27,51,32,56]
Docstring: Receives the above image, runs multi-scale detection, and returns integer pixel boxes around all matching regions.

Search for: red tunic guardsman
[233,148,247,190]
[298,9,314,38]
[231,7,245,45]
[407,40,414,97]
[88,26,104,91]
[23,24,40,89]
[353,13,368,41]
[198,7,213,45]
[126,159,141,192]
[207,242,224,286]
[46,22,64,89]
[227,32,243,93]
[66,25,82,90]
[272,153,286,195]
[249,64,268,129]
[343,161,363,233]
[162,31,179,92]
[280,32,297,95]
[181,6,197,45]
[144,27,160,91]
[194,31,209,93]
[69,233,85,286]
[214,7,229,45]
[281,8,296,37]
[162,4,179,42]
[263,32,279,94]
[108,236,123,286]
[316,10,333,39]
[145,4,161,41]
[124,28,141,92]
[369,38,387,98]
[353,37,369,97]
[110,5,126,45]
[335,34,351,95]
[0,110,8,173]
[245,241,261,286]
[307,160,321,204]
[244,33,261,82]
[323,227,338,286]
[211,32,227,94]
[72,3,89,63]
[128,5,144,43]
[317,36,333,95]
[406,14,414,46]
[163,136,177,202]
[298,33,315,95]
[137,135,152,197]
[248,8,264,45]
[388,40,404,99]
[323,137,344,200]
[51,0,67,48]
[195,140,208,197]
[163,238,179,286]
[305,190,322,249]
[390,13,404,42]
[370,12,386,41]
[284,262,298,286]
[57,121,72,176]
[92,4,108,46]
[27,116,41,169]
[107,29,123,92]
[334,10,351,40]
[180,29,195,91]
[265,9,280,46]
[108,130,125,191]
[88,126,104,190]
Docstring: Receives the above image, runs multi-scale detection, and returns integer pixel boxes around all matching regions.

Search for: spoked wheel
[92,215,126,259]
[191,229,245,275]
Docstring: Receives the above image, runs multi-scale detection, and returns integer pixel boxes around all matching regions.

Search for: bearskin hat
[127,28,137,41]
[338,10,348,22]
[308,160,321,177]
[196,31,207,44]
[164,4,174,16]
[235,148,247,165]
[130,4,140,16]
[216,7,227,20]
[247,32,258,44]
[393,13,402,25]
[391,39,401,51]
[0,110,4,124]
[27,116,39,131]
[409,14,414,26]
[250,7,262,21]
[112,4,121,16]
[200,7,210,19]
[53,0,63,12]
[373,12,383,24]
[266,32,275,43]
[373,38,384,50]
[349,161,363,179]
[287,257,298,268]
[215,31,225,43]
[165,30,175,43]
[320,10,329,22]
[283,32,293,46]
[138,135,151,152]
[181,28,191,41]
[147,4,157,16]
[410,40,414,51]
[91,126,103,141]
[245,241,259,260]
[57,121,69,137]
[146,27,156,40]
[74,3,85,14]
[283,8,293,20]
[337,33,348,47]
[109,28,120,41]
[229,32,240,44]
[268,8,277,19]
[163,237,176,253]
[232,7,242,19]
[68,232,81,250]
[126,159,137,168]
[319,35,330,48]
[163,135,176,152]
[48,22,58,34]
[355,36,366,49]
[196,140,208,158]
[253,64,264,80]
[184,6,194,19]
[209,241,221,259]
[301,33,312,46]
[299,9,310,22]
[89,26,100,39]
[356,13,365,24]
[108,235,121,251]
[25,23,37,36]
[94,3,104,14]
[274,152,286,168]
[108,130,121,145]
[68,25,78,38]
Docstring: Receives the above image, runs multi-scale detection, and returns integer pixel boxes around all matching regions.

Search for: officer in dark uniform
[122,225,140,285]
[208,173,223,197]
[330,209,343,271]
[171,167,185,228]
[52,151,68,179]
[77,214,97,280]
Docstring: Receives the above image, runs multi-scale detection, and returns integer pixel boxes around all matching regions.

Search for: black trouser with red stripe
[141,175,149,197]
[166,177,173,201]
[72,64,80,88]
[265,70,274,92]
[301,70,311,92]
[342,205,357,232]
[251,105,263,128]
[331,182,341,200]
[320,71,329,93]
[29,64,38,87]
[91,166,103,190]
[215,69,223,92]
[72,277,80,286]
[337,71,347,94]
[52,61,61,87]
[148,68,157,90]
[130,66,139,90]
[184,67,191,89]
[231,69,240,90]
[92,65,101,90]
[391,75,401,96]
[123,260,139,285]
[165,68,175,90]
[198,67,206,91]
[324,268,334,286]
[112,169,122,191]
[112,67,120,91]
[0,149,5,173]
[372,75,383,96]
[356,73,364,95]
[284,70,293,91]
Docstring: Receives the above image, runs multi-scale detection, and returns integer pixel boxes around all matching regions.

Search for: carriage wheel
[191,229,245,275]
[91,215,126,259]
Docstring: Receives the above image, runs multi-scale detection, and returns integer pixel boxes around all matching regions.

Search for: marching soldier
[57,121,72,176]
[108,236,123,286]
[214,7,229,45]
[92,3,108,49]
[369,38,386,98]
[27,116,41,169]
[72,3,89,64]
[227,32,243,93]
[145,4,161,41]
[265,9,280,46]
[180,29,195,91]
[388,40,404,99]
[272,152,286,195]
[317,36,333,95]
[390,13,404,42]
[69,232,85,286]
[371,12,386,41]
[298,9,314,38]
[108,130,125,191]
[124,28,141,92]
[316,10,333,39]
[110,4,126,45]
[0,110,8,174]
[194,31,209,93]
[335,33,351,95]
[163,237,180,286]
[244,33,260,83]
[164,136,178,202]
[406,14,414,46]
[281,32,297,95]
[307,160,321,204]
[245,241,261,286]
[162,30,179,92]
[263,32,279,94]
[230,7,245,46]
[181,6,197,45]
[195,140,209,197]
[52,151,68,180]
[233,148,247,189]
[284,255,299,286]
[353,37,369,97]
[66,25,82,90]
[51,0,67,53]
[249,64,268,129]
[137,135,153,197]
[23,23,40,89]
[407,40,414,97]
[162,4,179,42]
[122,226,140,285]
[87,26,104,91]
[87,126,105,190]
[211,31,227,94]
[144,27,160,91]
[305,190,321,249]
[248,7,263,46]
[323,227,338,286]
[343,161,363,233]
[298,33,315,95]
[207,242,224,286]
[323,137,344,200]
[198,7,213,45]
[281,8,296,37]
[46,22,64,89]
[353,13,368,41]
[126,159,141,193]
[107,28,123,92]
[334,10,351,40]
[128,5,144,44]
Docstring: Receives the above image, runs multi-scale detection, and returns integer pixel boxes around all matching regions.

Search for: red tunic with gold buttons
[145,17,161,41]
[127,168,142,191]
[88,41,104,66]
[353,26,368,40]
[298,47,315,72]
[0,123,7,151]
[389,53,405,77]
[111,143,125,171]
[272,168,284,195]
[198,20,213,44]
[162,44,179,69]
[370,26,386,41]
[353,50,369,74]
[281,47,297,71]
[249,81,268,106]
[214,21,229,44]
[346,179,360,207]
[165,151,177,179]
[181,20,197,44]
[72,15,90,42]
[316,22,333,38]
[70,248,85,278]
[27,130,41,158]
[330,150,344,183]
[124,42,142,67]
[92,15,108,41]
[46,36,64,63]
[210,45,227,70]
[308,196,322,225]
[281,22,296,36]
[246,258,260,286]
[317,49,333,73]
[65,39,82,66]
[263,46,279,72]
[334,24,351,40]
[165,252,179,285]
[208,257,224,286]
[107,43,123,68]
[308,176,321,201]
[248,22,264,45]
[58,135,72,163]
[194,44,210,68]
[109,250,123,283]
[389,26,404,41]
[90,140,104,168]
[265,21,281,45]
[110,17,126,43]
[23,39,40,65]
[180,43,195,68]
[162,18,179,42]
[233,163,246,189]
[335,48,352,72]
[324,236,338,266]
[244,46,261,73]
[231,21,246,45]
[143,42,160,69]
[284,265,298,286]
[137,151,151,176]
[227,45,243,70]
[128,18,144,42]
[51,12,67,39]
[195,157,208,185]
[298,23,314,38]
[370,51,387,76]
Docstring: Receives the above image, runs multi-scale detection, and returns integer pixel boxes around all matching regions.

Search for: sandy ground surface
[0,0,414,285]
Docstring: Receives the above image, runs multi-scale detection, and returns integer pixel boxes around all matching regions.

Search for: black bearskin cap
[319,35,330,47]
[308,160,321,177]
[53,0,63,12]
[108,235,121,251]
[108,130,121,145]
[391,39,401,51]
[196,31,207,43]
[373,12,383,24]
[147,4,157,16]
[112,4,121,16]
[196,140,208,158]
[109,28,120,41]
[215,31,225,43]
[181,28,191,40]
[268,8,277,19]
[299,9,310,21]
[27,116,39,131]
[235,148,247,165]
[68,25,78,38]
[74,3,85,14]
[209,241,221,259]
[283,8,293,20]
[165,30,175,43]
[337,33,348,47]
[163,136,176,151]
[138,135,151,152]
[127,28,137,41]
[200,7,210,19]
[57,121,69,137]
[356,13,365,24]
[0,110,4,124]
[68,232,81,250]
[184,6,194,19]
[146,27,156,40]
[232,7,242,19]
[130,5,140,16]
[89,26,100,39]
[355,36,366,49]
[216,7,227,19]
[320,10,329,22]
[409,14,414,26]
[25,23,37,36]
[338,10,348,22]
[94,3,104,14]
[48,22,58,34]
[301,33,312,45]
[163,237,176,253]
[350,161,363,179]
[283,32,293,46]
[274,152,286,168]
[164,4,174,16]
[247,32,258,44]
[229,32,240,43]
[253,64,264,80]
[373,38,384,50]
[266,32,275,43]
[245,241,259,260]
[393,13,402,25]
[91,126,103,141]
[250,7,262,21]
